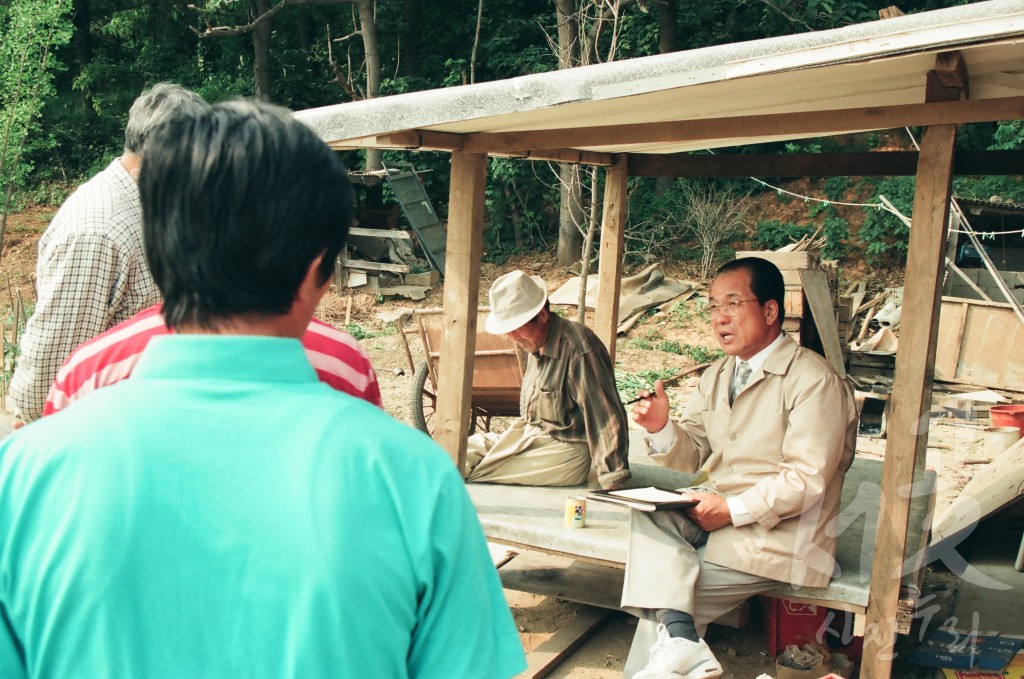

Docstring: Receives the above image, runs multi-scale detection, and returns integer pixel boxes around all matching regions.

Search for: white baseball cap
[484,270,548,334]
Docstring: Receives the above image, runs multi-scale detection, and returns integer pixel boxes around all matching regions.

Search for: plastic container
[984,426,1021,458]
[989,405,1024,436]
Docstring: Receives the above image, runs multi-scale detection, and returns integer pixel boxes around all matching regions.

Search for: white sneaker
[632,624,724,679]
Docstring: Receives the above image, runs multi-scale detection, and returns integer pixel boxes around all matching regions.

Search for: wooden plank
[340,258,410,273]
[491,148,615,166]
[934,52,969,94]
[373,129,466,151]
[628,150,1024,178]
[433,152,487,472]
[933,300,968,380]
[863,116,956,674]
[515,606,610,679]
[735,250,816,271]
[595,156,628,362]
[800,269,846,378]
[784,288,804,317]
[956,302,1024,390]
[931,438,1024,549]
[460,97,1024,154]
[348,227,411,239]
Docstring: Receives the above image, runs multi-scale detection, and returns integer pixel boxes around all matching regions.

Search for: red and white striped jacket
[44,304,381,416]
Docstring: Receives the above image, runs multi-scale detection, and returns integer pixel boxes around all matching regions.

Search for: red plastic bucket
[989,405,1024,436]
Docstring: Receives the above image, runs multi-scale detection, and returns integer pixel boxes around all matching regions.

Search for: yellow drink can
[564,497,587,528]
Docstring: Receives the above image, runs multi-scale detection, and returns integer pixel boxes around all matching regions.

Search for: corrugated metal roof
[296,0,1024,156]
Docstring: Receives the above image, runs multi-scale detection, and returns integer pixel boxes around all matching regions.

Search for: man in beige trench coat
[622,257,857,679]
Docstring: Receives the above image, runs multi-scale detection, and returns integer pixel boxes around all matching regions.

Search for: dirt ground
[0,212,1003,679]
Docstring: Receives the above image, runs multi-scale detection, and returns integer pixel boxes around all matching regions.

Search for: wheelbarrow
[398,308,525,436]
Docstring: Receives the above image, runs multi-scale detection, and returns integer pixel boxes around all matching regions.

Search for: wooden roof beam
[628,150,1024,178]
[374,130,466,151]
[367,132,614,165]
[488,149,615,165]
[933,50,969,99]
[458,97,1024,153]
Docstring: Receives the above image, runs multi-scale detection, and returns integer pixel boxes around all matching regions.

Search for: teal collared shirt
[0,335,525,679]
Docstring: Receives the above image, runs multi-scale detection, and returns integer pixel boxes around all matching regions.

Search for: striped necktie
[730,361,752,405]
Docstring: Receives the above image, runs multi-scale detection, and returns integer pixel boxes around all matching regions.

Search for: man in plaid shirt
[9,83,209,423]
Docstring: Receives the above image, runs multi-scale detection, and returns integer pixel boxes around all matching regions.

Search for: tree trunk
[658,0,678,55]
[71,0,93,118]
[576,168,599,324]
[554,0,579,69]
[402,0,421,77]
[250,0,273,100]
[554,0,583,265]
[357,0,383,171]
[557,164,584,265]
[296,7,315,51]
[470,0,484,84]
[502,183,524,250]
[655,0,678,194]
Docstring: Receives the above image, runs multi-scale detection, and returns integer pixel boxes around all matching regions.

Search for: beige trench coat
[647,334,857,589]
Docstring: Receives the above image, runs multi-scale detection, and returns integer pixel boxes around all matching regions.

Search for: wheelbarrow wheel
[410,360,479,437]
[411,360,436,435]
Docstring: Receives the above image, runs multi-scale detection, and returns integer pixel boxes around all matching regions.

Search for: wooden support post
[861,121,956,676]
[434,152,487,473]
[595,156,628,361]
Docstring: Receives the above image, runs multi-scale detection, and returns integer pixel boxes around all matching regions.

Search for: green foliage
[615,367,679,403]
[2,299,33,386]
[483,156,557,255]
[952,176,1024,204]
[752,219,814,250]
[819,213,848,260]
[990,120,1024,150]
[344,324,369,340]
[628,339,651,350]
[859,176,915,265]
[681,344,724,363]
[783,141,822,154]
[668,299,710,327]
[0,0,73,215]
[657,340,683,355]
[640,328,663,342]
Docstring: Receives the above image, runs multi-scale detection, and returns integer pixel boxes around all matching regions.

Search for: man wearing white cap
[466,270,631,490]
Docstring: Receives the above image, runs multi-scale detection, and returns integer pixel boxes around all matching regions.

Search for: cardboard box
[941,649,1024,678]
[911,628,1024,671]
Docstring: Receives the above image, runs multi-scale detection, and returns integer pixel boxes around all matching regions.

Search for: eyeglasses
[707,298,758,318]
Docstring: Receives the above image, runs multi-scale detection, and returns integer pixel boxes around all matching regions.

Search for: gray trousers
[620,509,782,678]
[466,419,591,486]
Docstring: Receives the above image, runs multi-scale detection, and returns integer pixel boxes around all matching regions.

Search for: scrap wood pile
[842,283,903,352]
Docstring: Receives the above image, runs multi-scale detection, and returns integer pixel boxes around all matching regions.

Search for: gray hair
[123,83,209,155]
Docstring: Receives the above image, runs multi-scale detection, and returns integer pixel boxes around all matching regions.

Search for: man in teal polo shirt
[0,100,525,679]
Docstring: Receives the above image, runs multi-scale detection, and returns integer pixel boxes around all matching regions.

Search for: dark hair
[124,83,209,154]
[140,99,353,330]
[717,257,785,313]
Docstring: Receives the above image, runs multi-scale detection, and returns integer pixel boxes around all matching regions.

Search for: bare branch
[190,0,357,38]
[752,0,815,31]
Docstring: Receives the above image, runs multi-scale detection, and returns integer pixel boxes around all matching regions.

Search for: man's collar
[537,313,563,358]
[761,333,798,375]
[740,331,786,375]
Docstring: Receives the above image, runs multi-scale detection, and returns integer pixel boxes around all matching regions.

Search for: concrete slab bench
[467,438,935,615]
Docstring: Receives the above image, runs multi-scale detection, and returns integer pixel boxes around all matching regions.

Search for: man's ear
[296,253,329,308]
[764,299,780,326]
